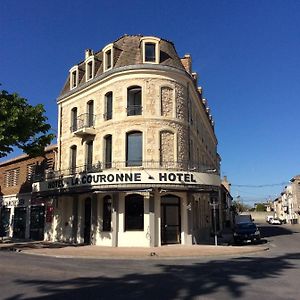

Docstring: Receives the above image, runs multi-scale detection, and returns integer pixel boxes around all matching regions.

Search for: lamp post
[210,192,219,246]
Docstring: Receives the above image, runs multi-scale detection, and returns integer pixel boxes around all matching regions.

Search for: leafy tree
[232,200,251,213]
[0,89,55,158]
[255,203,266,212]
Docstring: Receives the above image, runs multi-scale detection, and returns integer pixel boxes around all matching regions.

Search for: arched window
[125,194,144,231]
[104,92,113,120]
[103,195,112,232]
[127,86,142,116]
[126,131,142,166]
[70,145,77,174]
[104,135,112,169]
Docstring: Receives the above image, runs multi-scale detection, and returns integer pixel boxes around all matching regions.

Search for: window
[126,131,142,166]
[127,86,142,116]
[71,107,78,132]
[70,145,77,174]
[141,37,160,64]
[103,195,112,231]
[26,163,36,182]
[125,194,144,231]
[87,100,94,127]
[86,141,93,171]
[69,66,79,89]
[104,92,113,120]
[86,58,94,81]
[104,135,112,169]
[102,43,113,71]
[145,43,156,62]
[106,50,112,69]
[4,168,20,187]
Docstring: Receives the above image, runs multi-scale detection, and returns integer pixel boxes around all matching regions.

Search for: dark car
[233,222,261,244]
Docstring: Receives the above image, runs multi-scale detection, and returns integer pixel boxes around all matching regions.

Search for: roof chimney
[85,49,93,59]
[181,54,192,74]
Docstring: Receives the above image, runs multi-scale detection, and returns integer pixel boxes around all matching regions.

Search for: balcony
[33,161,219,182]
[70,113,96,137]
[127,105,142,116]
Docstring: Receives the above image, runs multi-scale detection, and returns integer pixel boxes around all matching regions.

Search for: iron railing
[70,113,96,132]
[127,105,142,116]
[33,160,219,182]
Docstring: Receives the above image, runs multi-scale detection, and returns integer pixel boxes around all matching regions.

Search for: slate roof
[59,35,187,98]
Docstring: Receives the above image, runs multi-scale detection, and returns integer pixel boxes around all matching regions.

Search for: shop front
[33,169,221,247]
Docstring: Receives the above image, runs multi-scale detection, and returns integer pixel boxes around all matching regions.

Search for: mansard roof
[59,35,187,98]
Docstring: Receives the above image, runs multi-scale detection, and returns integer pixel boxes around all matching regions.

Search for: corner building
[33,35,221,247]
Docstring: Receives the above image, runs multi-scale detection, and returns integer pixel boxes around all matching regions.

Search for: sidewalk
[0,239,268,259]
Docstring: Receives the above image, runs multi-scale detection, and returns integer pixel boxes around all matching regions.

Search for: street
[1,224,300,299]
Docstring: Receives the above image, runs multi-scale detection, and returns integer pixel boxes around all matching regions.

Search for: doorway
[0,208,11,237]
[13,207,27,239]
[84,198,91,244]
[161,195,181,245]
[30,206,45,240]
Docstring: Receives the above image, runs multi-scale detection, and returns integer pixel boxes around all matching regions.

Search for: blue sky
[1,0,299,205]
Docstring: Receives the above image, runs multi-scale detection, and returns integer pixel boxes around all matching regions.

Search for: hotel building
[33,35,221,247]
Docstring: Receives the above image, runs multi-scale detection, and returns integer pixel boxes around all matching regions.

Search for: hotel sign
[33,170,220,192]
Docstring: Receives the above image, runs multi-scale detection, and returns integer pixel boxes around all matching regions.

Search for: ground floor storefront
[40,188,223,247]
[0,194,53,241]
[32,170,224,247]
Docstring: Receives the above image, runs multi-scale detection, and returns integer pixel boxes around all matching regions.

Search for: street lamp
[210,192,219,246]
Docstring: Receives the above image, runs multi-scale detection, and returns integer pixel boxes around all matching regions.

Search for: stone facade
[33,35,223,247]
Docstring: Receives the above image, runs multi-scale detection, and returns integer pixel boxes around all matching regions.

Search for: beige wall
[58,69,218,173]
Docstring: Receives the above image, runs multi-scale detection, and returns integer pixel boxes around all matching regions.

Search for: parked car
[233,222,261,244]
[266,215,274,223]
[270,218,282,225]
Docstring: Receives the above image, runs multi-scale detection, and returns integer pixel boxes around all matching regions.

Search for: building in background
[0,145,57,240]
[274,175,300,224]
[33,35,222,247]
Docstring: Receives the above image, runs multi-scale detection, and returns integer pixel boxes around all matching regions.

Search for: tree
[0,89,55,158]
[232,200,251,213]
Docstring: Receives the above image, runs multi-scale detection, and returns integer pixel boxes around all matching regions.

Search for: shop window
[125,194,144,231]
[127,86,142,116]
[126,131,142,166]
[104,135,112,169]
[103,195,112,231]
[104,92,113,120]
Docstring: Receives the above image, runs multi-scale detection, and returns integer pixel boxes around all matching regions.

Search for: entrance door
[84,198,91,244]
[0,208,11,237]
[30,206,45,240]
[161,195,181,245]
[13,207,27,239]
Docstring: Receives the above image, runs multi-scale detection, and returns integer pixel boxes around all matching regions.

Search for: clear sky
[1,0,299,205]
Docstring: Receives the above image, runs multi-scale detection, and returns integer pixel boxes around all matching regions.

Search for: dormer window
[69,66,79,89]
[102,43,114,72]
[85,57,94,82]
[141,37,160,64]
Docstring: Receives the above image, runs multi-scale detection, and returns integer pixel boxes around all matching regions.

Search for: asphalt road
[1,223,300,300]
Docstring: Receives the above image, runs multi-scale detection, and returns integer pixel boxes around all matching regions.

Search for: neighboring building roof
[0,144,57,167]
[59,34,187,98]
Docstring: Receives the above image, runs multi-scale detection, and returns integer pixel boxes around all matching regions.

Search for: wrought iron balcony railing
[70,113,96,133]
[33,160,220,182]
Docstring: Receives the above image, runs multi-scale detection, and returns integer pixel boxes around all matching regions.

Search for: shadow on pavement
[259,225,296,238]
[11,252,300,299]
